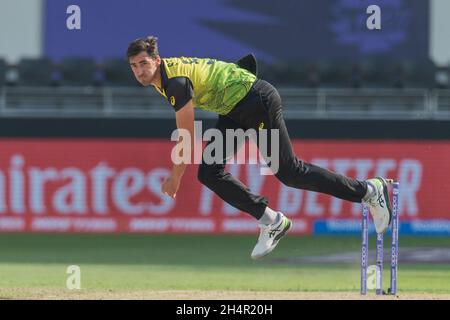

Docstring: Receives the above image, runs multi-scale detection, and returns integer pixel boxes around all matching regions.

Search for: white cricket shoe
[251,212,292,260]
[364,177,393,234]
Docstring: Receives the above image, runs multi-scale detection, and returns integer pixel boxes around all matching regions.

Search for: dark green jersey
[154,57,256,114]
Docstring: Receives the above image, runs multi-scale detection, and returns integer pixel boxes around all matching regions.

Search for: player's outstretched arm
[161,100,195,198]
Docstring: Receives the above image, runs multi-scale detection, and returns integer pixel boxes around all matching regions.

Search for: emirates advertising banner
[0,139,449,235]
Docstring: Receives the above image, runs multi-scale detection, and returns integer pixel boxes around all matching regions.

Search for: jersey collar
[154,59,169,97]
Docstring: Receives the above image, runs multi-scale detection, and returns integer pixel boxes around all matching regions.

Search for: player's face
[129,52,161,86]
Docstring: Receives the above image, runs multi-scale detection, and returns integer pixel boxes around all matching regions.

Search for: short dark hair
[126,36,159,59]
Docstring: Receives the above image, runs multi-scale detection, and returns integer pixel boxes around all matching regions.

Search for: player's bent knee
[275,160,310,188]
[197,163,221,186]
[275,166,305,188]
[277,174,298,188]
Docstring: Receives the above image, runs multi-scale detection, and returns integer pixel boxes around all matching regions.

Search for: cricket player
[127,36,393,260]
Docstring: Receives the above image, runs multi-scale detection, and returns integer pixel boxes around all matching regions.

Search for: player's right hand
[161,174,180,198]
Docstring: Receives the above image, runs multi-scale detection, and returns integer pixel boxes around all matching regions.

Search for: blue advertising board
[44,0,429,63]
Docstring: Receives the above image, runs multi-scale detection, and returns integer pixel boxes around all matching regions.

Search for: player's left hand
[161,174,181,198]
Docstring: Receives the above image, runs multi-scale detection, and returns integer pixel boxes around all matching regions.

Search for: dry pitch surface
[1,289,449,300]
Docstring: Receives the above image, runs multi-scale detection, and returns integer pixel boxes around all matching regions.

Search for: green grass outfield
[0,234,449,299]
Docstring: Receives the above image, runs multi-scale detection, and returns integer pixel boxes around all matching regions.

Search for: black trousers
[197,79,368,220]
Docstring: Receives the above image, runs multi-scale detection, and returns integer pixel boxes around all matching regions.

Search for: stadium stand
[0,55,448,120]
[356,58,402,89]
[59,58,97,86]
[101,58,139,87]
[0,58,6,87]
[399,59,438,89]
[435,66,449,89]
[17,58,55,87]
[316,59,358,88]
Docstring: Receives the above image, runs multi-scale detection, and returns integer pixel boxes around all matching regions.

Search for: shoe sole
[251,219,292,260]
[376,176,393,228]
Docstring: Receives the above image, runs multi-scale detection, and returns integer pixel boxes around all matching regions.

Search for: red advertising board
[0,139,448,234]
